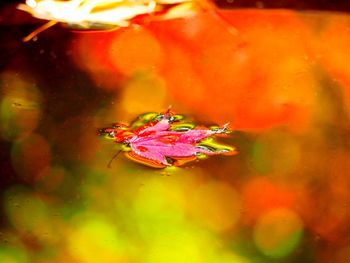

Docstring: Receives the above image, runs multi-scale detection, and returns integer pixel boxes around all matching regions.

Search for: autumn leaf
[99,110,236,168]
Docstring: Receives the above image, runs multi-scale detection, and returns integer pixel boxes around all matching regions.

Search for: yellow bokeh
[189,181,241,233]
[120,71,168,117]
[253,208,303,258]
[145,226,215,263]
[0,71,42,141]
[4,186,54,242]
[132,175,188,236]
[68,215,127,263]
[0,246,28,263]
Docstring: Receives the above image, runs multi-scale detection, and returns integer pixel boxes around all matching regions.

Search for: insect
[98,110,236,168]
[17,0,213,42]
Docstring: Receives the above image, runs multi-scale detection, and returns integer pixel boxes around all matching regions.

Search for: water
[1,5,350,263]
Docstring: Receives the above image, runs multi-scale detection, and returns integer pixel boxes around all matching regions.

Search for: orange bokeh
[149,10,316,131]
[302,151,350,242]
[317,16,350,116]
[72,9,317,131]
[72,31,124,90]
[241,177,297,224]
[108,28,164,76]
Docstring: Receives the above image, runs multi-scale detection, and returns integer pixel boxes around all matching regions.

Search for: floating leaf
[99,110,236,168]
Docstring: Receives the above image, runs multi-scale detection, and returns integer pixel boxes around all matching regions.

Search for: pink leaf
[99,111,235,167]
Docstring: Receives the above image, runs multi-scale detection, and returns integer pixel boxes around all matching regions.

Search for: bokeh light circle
[109,28,163,76]
[253,208,303,258]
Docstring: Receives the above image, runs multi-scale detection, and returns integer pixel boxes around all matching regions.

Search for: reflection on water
[1,6,350,263]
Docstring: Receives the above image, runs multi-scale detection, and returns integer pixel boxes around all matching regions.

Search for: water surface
[1,7,350,263]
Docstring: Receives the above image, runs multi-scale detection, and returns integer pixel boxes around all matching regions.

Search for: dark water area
[1,3,350,263]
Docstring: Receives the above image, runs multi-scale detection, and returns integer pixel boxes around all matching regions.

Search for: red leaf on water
[99,110,236,168]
